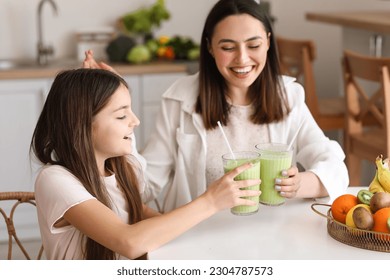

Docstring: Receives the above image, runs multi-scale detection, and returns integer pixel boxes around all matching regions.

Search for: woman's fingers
[82,49,120,75]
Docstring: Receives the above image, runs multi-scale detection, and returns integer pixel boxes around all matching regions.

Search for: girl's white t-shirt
[35,164,129,260]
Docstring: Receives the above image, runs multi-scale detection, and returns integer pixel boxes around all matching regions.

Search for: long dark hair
[195,0,289,129]
[30,68,145,259]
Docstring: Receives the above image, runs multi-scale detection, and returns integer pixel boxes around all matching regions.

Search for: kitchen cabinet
[131,72,187,151]
[0,64,188,241]
[0,78,52,241]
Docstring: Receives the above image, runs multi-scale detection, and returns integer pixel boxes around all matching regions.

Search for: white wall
[0,0,218,61]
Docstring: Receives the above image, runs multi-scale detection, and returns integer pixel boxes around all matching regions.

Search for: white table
[149,187,390,260]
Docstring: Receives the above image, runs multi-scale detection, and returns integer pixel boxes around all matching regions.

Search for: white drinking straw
[217,121,236,160]
[287,121,304,151]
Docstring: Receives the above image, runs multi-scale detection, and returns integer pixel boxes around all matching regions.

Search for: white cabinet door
[138,73,186,151]
[0,78,52,241]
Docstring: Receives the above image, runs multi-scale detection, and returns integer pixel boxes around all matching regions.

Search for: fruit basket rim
[311,203,390,253]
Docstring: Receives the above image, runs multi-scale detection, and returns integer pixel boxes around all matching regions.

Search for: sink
[0,58,81,71]
[0,60,36,70]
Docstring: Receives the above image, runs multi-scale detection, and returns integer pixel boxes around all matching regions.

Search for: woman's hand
[82,49,118,74]
[274,166,301,198]
[203,162,261,212]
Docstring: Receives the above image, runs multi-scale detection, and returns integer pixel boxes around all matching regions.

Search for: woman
[30,68,260,259]
[84,0,349,213]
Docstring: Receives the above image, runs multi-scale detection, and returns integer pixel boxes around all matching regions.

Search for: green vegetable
[145,39,159,57]
[126,45,152,64]
[187,47,200,61]
[122,0,170,35]
[167,35,197,60]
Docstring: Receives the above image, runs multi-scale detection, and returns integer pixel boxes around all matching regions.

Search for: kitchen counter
[149,187,390,260]
[0,59,193,80]
[306,11,390,34]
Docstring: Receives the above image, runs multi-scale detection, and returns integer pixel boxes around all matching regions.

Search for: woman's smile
[230,65,255,75]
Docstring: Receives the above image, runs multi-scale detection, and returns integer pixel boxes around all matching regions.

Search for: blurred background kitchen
[0,0,390,186]
[1,0,389,88]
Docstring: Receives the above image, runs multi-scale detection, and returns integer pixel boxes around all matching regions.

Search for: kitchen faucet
[37,0,58,65]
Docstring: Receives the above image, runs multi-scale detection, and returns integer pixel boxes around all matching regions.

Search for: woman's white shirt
[141,73,349,212]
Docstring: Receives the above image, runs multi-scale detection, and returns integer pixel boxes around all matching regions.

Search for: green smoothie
[222,152,261,215]
[256,143,293,206]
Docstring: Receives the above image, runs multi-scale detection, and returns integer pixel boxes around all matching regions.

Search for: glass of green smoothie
[222,151,261,215]
[255,143,293,206]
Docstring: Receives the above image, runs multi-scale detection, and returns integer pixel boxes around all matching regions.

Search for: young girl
[30,68,260,260]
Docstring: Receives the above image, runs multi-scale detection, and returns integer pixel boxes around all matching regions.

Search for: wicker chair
[0,191,44,259]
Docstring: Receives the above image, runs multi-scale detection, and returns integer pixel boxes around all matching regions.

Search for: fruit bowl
[311,203,390,253]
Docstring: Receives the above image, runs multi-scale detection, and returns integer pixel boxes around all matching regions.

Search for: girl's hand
[274,166,301,198]
[82,49,118,74]
[204,162,261,212]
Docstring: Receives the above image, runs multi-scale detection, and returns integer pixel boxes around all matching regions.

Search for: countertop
[0,59,194,80]
[306,11,390,33]
[149,187,390,260]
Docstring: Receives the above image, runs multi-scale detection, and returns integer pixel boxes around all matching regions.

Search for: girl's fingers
[235,179,261,189]
[237,197,259,206]
[238,189,261,198]
[226,162,253,179]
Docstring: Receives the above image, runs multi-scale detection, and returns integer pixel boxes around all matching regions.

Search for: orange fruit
[331,194,358,224]
[372,207,390,233]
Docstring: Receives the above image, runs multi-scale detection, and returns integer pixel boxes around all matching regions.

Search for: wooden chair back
[276,36,319,118]
[276,36,345,131]
[0,192,44,259]
[342,49,390,185]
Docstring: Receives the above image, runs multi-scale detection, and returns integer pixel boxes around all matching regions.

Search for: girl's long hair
[196,0,289,129]
[30,68,145,259]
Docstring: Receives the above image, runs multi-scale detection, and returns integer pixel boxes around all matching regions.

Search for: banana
[369,167,385,193]
[375,155,390,193]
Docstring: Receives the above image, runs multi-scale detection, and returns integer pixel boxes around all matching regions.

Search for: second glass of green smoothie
[222,151,261,215]
[255,143,293,206]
